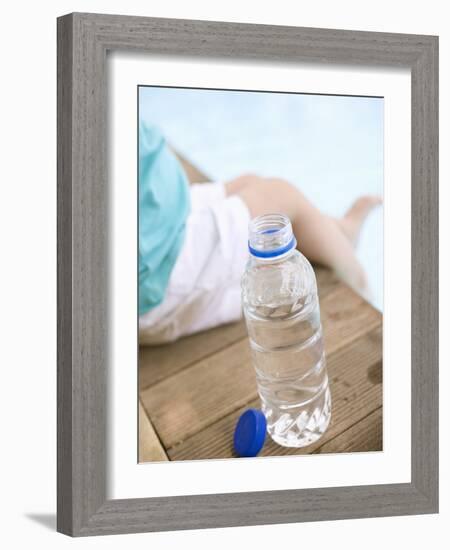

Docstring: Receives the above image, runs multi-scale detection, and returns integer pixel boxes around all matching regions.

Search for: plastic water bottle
[241,213,331,447]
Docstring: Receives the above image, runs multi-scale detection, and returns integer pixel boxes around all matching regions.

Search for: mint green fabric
[139,122,190,316]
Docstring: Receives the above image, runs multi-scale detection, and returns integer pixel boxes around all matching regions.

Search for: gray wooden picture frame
[57,12,439,536]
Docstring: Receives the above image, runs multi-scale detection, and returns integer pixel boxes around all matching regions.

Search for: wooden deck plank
[139,320,245,390]
[314,407,382,455]
[141,285,381,451]
[174,151,210,184]
[167,326,382,460]
[141,339,255,450]
[138,400,169,462]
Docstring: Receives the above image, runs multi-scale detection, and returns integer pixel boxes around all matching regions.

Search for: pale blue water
[139,87,384,311]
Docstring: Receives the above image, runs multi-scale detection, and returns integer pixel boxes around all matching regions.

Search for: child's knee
[261,177,305,208]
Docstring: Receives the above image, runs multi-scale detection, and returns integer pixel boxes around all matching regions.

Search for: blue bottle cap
[233,409,267,457]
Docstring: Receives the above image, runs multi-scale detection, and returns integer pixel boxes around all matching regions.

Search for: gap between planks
[138,400,169,462]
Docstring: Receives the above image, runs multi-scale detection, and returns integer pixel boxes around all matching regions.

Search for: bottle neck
[248,213,296,262]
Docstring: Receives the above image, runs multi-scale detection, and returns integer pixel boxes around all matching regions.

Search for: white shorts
[139,182,251,345]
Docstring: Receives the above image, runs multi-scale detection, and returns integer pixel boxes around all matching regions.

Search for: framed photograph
[57,13,438,536]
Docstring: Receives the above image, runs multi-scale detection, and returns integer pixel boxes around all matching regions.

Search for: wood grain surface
[138,401,169,462]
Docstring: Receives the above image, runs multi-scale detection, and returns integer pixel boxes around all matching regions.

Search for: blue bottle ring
[248,236,297,258]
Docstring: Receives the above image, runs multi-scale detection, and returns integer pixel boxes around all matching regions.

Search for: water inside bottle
[246,296,331,447]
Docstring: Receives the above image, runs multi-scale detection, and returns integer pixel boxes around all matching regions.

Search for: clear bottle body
[241,214,331,447]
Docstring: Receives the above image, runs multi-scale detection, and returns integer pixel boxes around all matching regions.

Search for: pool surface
[139,87,384,311]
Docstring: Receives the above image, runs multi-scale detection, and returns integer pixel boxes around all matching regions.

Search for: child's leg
[225,175,380,296]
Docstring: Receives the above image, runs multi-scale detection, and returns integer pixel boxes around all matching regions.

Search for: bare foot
[337,195,382,246]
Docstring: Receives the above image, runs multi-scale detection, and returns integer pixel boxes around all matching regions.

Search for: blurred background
[139,87,384,311]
